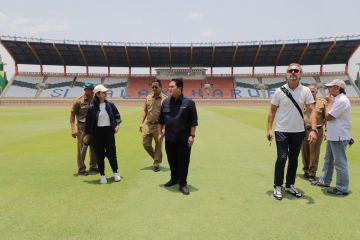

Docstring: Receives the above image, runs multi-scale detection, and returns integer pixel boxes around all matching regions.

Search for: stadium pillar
[86,66,89,76]
[149,67,152,77]
[320,65,324,76]
[274,66,277,76]
[64,66,67,76]
[15,64,19,75]
[40,65,43,75]
[231,67,234,76]
[129,67,132,77]
[210,67,213,77]
[345,64,349,75]
[108,66,111,77]
[252,66,255,76]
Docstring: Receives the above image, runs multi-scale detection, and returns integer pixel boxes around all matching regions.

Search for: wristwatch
[310,128,318,134]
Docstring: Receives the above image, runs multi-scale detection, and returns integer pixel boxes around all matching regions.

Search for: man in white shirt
[267,63,318,200]
[312,79,352,195]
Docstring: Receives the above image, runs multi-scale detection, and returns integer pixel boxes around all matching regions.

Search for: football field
[0,105,359,240]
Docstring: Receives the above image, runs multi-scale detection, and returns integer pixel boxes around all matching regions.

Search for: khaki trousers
[142,123,162,165]
[77,123,97,172]
[301,128,323,176]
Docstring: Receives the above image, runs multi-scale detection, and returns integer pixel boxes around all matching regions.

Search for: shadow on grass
[72,171,99,177]
[140,166,170,172]
[321,188,351,197]
[160,184,199,194]
[297,173,309,181]
[265,188,315,204]
[83,176,124,185]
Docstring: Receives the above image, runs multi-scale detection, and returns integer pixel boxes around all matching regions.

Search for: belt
[306,126,322,130]
[147,121,158,125]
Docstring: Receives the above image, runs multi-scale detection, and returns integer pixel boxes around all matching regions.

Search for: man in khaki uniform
[139,79,167,172]
[70,82,97,176]
[301,84,326,181]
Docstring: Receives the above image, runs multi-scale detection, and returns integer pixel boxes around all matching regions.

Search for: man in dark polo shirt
[158,78,198,195]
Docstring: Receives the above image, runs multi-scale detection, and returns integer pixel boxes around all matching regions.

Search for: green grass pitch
[0,105,359,240]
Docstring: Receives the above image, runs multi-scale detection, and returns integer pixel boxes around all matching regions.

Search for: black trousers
[165,141,191,187]
[274,131,305,188]
[93,126,118,175]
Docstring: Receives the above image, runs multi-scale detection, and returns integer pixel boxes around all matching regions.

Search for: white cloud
[201,29,214,38]
[0,12,70,36]
[188,12,203,20]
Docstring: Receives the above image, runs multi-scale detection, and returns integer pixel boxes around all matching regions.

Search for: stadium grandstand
[0,35,360,103]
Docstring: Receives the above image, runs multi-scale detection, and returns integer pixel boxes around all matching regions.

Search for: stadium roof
[1,35,360,68]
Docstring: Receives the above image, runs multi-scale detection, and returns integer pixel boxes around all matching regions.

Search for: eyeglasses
[287,69,300,73]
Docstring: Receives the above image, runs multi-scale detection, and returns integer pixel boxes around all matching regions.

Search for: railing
[17,71,348,78]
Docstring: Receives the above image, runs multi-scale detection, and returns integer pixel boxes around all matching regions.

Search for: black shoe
[308,176,316,182]
[327,188,348,196]
[153,165,160,172]
[89,167,99,172]
[78,171,89,176]
[179,185,190,195]
[311,180,330,187]
[164,180,177,187]
[303,172,309,179]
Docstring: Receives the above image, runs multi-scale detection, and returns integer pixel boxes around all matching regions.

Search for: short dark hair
[340,87,346,95]
[170,78,184,91]
[152,79,162,87]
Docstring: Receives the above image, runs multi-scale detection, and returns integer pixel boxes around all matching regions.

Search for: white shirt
[97,103,111,127]
[271,83,314,132]
[326,93,352,141]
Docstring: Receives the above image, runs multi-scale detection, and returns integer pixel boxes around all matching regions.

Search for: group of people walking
[70,78,197,195]
[267,63,352,200]
[70,63,352,197]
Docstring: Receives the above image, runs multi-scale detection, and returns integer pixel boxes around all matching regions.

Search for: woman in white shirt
[85,85,122,184]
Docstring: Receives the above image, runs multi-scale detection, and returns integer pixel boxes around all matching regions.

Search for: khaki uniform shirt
[71,95,92,124]
[144,93,167,124]
[304,97,326,128]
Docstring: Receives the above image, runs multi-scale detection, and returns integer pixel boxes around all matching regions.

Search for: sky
[1,0,360,78]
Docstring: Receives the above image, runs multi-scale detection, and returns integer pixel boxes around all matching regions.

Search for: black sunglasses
[287,69,300,73]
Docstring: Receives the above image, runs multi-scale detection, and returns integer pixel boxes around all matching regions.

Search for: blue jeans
[274,131,305,187]
[319,140,350,193]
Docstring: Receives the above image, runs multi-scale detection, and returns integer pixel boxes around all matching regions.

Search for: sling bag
[280,86,304,120]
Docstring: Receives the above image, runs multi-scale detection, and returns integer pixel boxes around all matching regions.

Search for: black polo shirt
[158,94,198,143]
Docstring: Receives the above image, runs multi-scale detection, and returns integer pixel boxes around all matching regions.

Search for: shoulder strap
[280,86,304,119]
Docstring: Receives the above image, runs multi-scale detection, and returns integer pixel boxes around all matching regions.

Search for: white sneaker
[285,185,302,197]
[273,186,282,200]
[99,175,107,184]
[113,173,121,182]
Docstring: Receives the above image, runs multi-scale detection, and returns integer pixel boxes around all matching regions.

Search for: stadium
[1,35,360,104]
[1,33,360,240]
